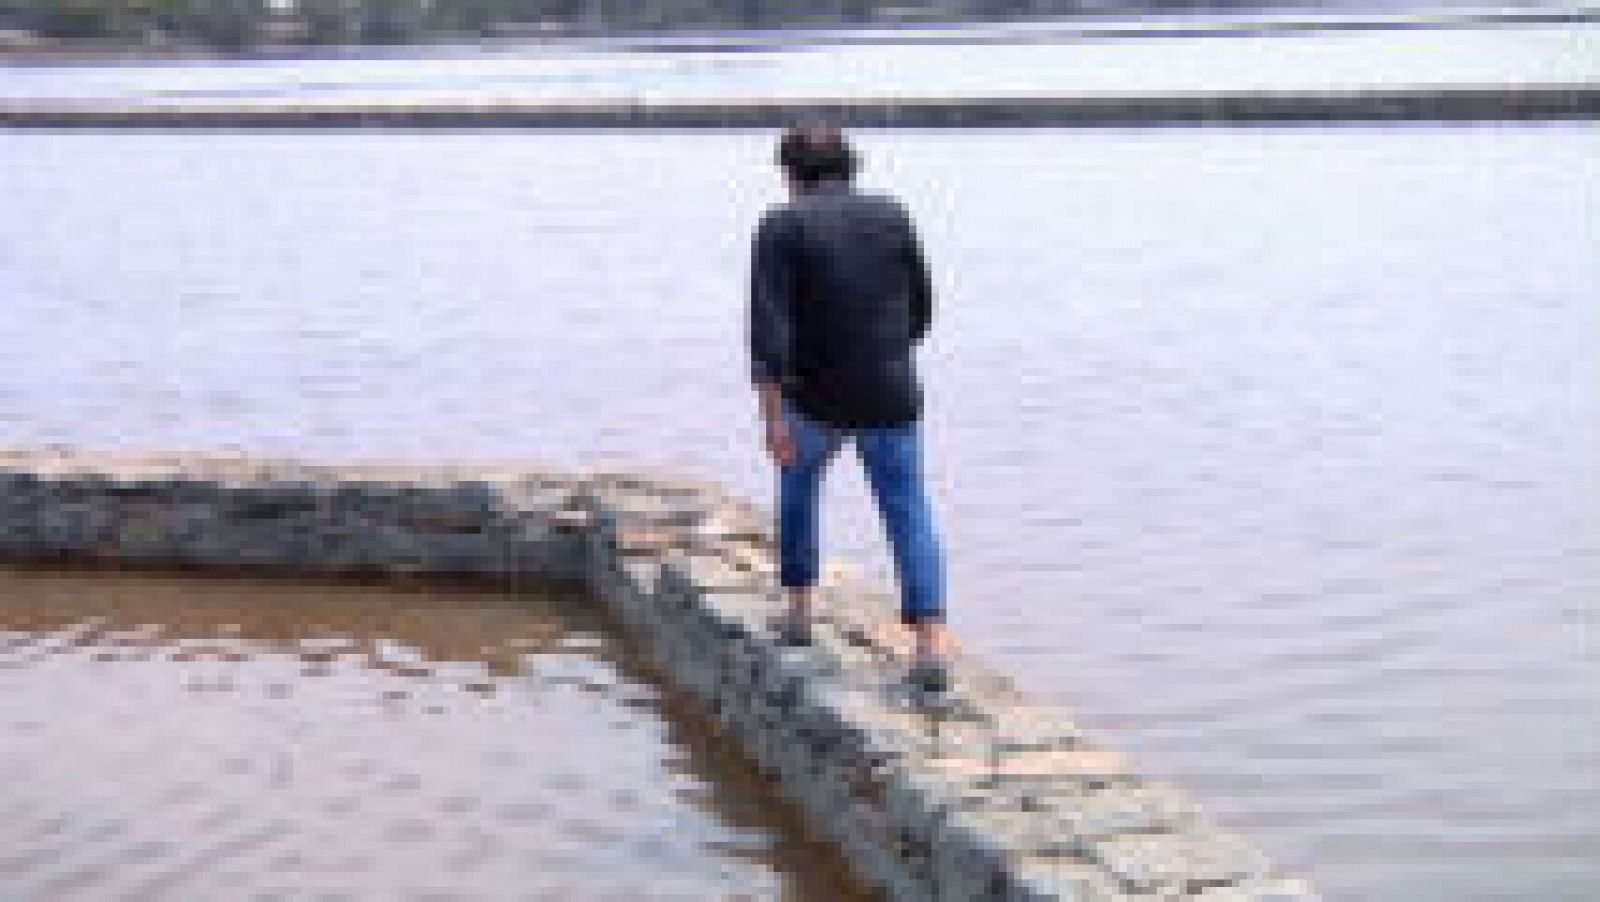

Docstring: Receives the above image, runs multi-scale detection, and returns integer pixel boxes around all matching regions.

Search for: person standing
[747,123,952,693]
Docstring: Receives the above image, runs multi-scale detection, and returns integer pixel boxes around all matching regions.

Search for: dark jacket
[748,179,934,428]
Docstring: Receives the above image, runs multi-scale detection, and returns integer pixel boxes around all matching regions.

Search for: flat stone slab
[1091,829,1273,893]
[926,748,1135,784]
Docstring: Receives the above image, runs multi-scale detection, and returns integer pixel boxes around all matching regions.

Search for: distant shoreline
[3,87,1596,127]
[4,6,1596,66]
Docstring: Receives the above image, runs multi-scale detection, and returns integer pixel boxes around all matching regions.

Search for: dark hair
[776,122,859,183]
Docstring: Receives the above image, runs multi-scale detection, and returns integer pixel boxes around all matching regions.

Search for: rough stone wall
[1,445,1317,901]
[0,447,592,584]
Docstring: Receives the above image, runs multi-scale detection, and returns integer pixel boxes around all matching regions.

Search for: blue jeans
[777,399,945,624]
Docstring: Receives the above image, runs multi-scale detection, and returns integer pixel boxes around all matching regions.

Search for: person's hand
[764,416,796,468]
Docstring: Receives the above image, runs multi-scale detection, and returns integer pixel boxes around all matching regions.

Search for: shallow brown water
[0,564,871,900]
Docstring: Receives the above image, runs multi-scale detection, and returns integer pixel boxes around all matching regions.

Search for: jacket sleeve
[905,216,934,345]
[749,209,796,387]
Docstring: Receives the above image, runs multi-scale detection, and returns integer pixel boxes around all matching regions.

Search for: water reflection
[0,564,871,900]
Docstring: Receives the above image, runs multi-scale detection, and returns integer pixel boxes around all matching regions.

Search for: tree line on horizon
[0,0,1275,49]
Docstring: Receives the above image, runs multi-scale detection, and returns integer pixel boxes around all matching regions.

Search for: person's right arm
[749,210,797,466]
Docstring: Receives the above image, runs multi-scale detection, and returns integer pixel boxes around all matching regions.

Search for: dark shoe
[907,657,951,695]
[770,614,814,648]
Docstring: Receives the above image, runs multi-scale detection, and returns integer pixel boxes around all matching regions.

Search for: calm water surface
[0,20,1593,104]
[0,565,869,900]
[2,125,1597,899]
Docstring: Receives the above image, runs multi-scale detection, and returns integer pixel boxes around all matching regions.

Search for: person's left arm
[904,212,934,344]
